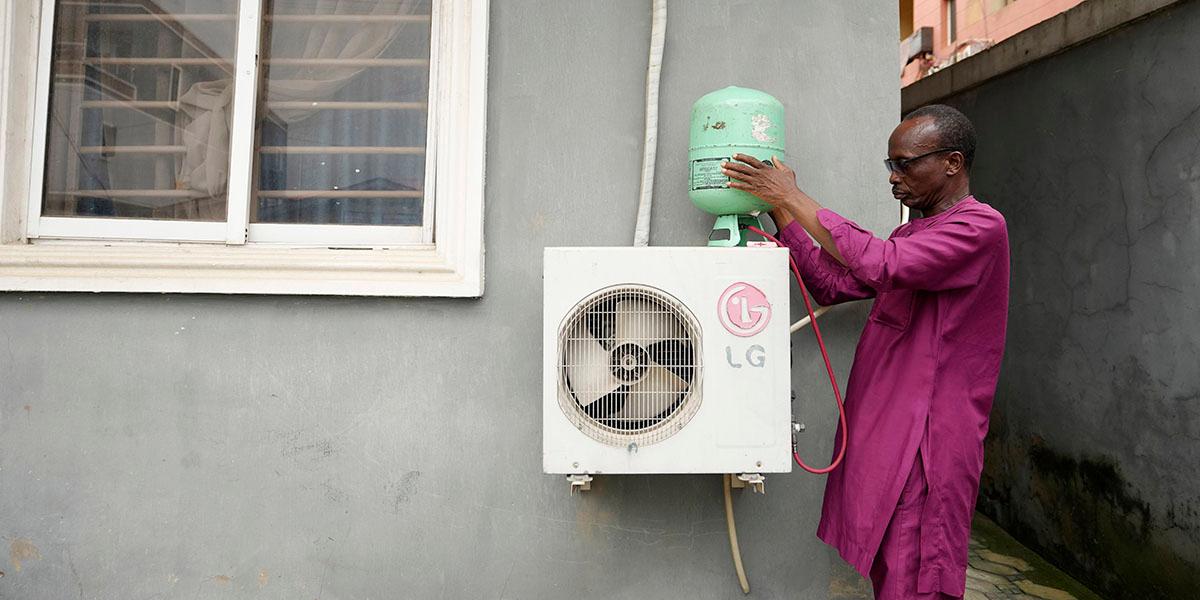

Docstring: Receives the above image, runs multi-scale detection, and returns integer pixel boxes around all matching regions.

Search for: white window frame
[0,0,487,297]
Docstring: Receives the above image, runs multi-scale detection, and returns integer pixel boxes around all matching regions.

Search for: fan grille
[557,285,703,447]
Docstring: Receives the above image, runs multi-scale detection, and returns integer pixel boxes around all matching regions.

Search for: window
[946,0,958,45]
[988,0,1019,12]
[899,0,914,40]
[0,0,487,296]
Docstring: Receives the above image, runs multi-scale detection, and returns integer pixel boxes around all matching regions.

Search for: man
[721,105,1009,600]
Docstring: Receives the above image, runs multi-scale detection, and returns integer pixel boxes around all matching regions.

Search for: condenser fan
[559,286,702,446]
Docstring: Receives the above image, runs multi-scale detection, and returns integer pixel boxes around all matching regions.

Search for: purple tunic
[778,197,1009,597]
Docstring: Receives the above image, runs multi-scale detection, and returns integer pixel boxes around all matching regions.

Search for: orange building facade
[900,0,1086,86]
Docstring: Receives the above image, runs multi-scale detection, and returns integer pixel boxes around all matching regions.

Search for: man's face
[886,117,958,211]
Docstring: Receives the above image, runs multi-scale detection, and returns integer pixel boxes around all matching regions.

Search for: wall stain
[258,568,269,588]
[323,479,348,503]
[180,450,201,469]
[979,434,1200,599]
[9,539,40,572]
[573,476,617,542]
[386,471,421,513]
[212,574,231,585]
[287,439,336,460]
[271,429,338,463]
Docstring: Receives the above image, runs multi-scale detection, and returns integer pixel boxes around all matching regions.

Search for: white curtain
[175,0,419,200]
[177,79,233,200]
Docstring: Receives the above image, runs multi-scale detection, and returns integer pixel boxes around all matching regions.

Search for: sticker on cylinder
[690,157,730,191]
[718,282,771,337]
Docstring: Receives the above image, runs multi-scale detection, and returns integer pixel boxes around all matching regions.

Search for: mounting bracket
[567,474,593,493]
[736,473,765,494]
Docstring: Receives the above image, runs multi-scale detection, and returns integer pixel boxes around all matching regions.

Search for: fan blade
[614,297,683,348]
[583,386,628,420]
[645,340,696,382]
[615,365,689,426]
[583,297,618,350]
[564,323,622,405]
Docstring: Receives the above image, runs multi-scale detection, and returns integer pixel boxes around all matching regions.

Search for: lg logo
[718,282,771,337]
[726,344,766,369]
[719,281,771,369]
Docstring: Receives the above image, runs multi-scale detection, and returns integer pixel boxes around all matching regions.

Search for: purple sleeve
[816,208,1005,292]
[777,221,875,306]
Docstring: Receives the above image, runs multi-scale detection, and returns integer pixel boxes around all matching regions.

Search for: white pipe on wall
[632,0,666,247]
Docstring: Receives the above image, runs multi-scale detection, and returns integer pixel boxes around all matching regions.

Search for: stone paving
[965,533,1075,600]
[829,513,1100,600]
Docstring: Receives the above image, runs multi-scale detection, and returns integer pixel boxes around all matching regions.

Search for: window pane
[41,1,240,221]
[253,0,433,226]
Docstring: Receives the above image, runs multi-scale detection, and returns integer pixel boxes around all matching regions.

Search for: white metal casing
[543,246,792,474]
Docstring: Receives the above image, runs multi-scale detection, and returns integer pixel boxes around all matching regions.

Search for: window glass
[42,0,240,221]
[253,0,433,226]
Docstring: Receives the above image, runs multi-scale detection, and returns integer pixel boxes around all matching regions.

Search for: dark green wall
[936,2,1200,597]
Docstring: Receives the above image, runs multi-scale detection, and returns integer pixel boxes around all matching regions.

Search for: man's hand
[723,153,847,265]
[721,154,801,212]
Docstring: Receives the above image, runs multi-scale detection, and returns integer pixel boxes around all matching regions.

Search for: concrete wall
[0,1,900,597]
[933,1,1200,597]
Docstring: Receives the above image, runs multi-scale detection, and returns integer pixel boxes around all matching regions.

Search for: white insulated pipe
[632,0,666,247]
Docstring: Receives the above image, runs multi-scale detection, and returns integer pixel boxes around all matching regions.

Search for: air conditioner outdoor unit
[901,26,934,64]
[543,246,792,478]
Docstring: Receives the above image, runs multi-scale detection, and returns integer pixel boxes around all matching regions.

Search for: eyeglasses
[884,148,960,174]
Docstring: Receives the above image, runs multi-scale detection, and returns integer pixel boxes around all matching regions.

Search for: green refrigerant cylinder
[688,86,786,246]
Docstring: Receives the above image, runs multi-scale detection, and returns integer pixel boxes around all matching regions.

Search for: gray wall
[0,1,900,598]
[938,1,1200,597]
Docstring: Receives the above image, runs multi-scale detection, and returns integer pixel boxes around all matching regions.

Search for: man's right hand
[723,153,847,265]
[721,153,804,214]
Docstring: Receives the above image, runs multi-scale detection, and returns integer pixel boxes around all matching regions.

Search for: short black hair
[903,104,977,170]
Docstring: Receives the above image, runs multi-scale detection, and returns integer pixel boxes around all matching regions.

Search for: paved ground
[828,513,1104,600]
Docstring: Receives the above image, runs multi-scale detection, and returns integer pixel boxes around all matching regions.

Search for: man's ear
[945,151,965,177]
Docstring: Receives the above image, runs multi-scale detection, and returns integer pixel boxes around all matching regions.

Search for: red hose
[747,225,847,474]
